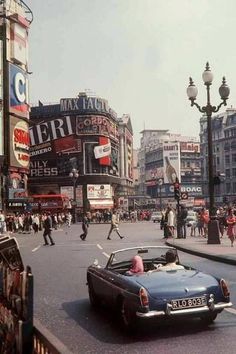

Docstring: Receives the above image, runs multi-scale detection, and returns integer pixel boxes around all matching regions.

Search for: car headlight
[139,287,149,307]
[220,279,230,297]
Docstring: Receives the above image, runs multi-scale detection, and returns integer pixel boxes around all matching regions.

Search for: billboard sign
[180,142,200,153]
[75,115,119,141]
[10,116,29,169]
[0,40,3,155]
[9,63,29,118]
[60,96,117,119]
[87,184,112,199]
[163,142,181,184]
[10,21,29,66]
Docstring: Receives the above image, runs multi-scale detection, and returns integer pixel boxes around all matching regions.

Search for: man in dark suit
[43,212,55,246]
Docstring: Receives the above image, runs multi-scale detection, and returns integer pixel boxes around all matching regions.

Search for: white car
[186,210,197,227]
[151,211,163,223]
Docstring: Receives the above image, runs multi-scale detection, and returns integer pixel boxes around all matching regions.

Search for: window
[225,130,230,138]
[233,168,236,177]
[232,154,236,163]
[225,155,230,165]
[226,183,231,194]
[233,182,236,193]
[226,169,230,178]
[224,142,230,151]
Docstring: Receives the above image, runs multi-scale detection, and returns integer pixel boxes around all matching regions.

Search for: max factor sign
[60,96,117,119]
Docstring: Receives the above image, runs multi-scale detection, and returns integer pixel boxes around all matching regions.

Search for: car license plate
[171,296,207,310]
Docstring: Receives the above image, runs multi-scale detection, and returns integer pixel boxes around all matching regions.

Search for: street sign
[181,192,188,200]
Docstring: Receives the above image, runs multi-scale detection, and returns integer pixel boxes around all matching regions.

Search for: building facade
[0,1,32,212]
[138,130,202,209]
[29,93,134,212]
[200,107,236,205]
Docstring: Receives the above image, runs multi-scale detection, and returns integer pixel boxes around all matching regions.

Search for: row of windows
[225,168,236,177]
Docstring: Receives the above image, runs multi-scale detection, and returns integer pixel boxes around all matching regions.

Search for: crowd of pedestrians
[0,210,73,235]
[160,205,236,247]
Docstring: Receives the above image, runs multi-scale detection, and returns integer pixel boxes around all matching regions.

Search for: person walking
[80,215,89,241]
[226,208,236,247]
[32,214,40,234]
[43,212,55,246]
[107,210,124,240]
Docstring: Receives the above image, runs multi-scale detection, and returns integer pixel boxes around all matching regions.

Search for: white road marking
[225,307,236,315]
[102,252,110,258]
[97,244,103,250]
[32,245,41,252]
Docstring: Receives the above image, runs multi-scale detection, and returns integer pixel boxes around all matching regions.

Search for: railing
[33,319,73,354]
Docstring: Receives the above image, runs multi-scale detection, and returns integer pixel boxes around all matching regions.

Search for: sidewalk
[165,234,236,265]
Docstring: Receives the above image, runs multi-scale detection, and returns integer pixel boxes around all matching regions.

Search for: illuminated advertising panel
[9,116,29,169]
[75,115,119,141]
[0,39,3,155]
[163,142,181,184]
[60,96,117,119]
[87,184,112,199]
[9,63,29,118]
[180,142,200,153]
[10,21,29,66]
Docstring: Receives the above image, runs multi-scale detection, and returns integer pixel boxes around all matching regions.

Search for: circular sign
[13,120,30,168]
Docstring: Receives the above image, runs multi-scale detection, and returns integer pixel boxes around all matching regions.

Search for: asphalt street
[14,221,236,354]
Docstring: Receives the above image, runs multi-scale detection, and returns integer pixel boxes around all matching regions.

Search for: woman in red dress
[226,209,236,247]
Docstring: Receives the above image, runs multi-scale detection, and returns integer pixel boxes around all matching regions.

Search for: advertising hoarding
[60,96,117,119]
[75,115,119,141]
[163,142,181,184]
[9,116,29,169]
[87,184,112,199]
[9,62,29,118]
[60,185,83,207]
[0,40,3,155]
[180,142,200,153]
[10,20,29,66]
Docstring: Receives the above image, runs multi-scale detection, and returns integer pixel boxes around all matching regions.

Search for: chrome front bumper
[136,301,233,318]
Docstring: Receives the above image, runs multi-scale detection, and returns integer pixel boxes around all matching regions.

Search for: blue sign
[9,63,29,118]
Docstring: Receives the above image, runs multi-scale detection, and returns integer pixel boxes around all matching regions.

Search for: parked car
[151,211,162,223]
[87,246,232,330]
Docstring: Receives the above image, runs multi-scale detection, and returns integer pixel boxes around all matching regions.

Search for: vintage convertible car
[87,246,232,330]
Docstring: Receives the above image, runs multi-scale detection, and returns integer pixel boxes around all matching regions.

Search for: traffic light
[174,178,180,201]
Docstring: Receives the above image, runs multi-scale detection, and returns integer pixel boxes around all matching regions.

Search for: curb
[34,318,74,354]
[165,241,236,266]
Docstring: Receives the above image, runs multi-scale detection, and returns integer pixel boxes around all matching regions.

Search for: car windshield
[152,212,161,216]
[107,246,178,268]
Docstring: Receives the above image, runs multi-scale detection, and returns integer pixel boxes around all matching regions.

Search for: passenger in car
[126,255,144,275]
[159,250,185,271]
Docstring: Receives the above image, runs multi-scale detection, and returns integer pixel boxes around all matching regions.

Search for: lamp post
[187,62,230,244]
[69,168,79,223]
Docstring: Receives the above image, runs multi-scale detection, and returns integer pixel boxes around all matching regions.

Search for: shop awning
[89,199,114,209]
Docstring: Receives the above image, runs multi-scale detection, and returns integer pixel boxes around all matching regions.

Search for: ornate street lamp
[187,62,230,244]
[69,168,79,223]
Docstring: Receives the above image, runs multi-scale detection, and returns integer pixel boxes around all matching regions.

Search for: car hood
[135,270,219,299]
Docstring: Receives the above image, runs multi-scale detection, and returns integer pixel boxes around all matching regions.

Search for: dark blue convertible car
[87,246,232,330]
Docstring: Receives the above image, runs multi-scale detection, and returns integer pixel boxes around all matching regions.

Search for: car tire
[200,312,218,324]
[120,299,137,332]
[88,280,100,308]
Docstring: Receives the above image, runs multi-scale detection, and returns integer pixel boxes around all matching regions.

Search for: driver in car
[158,250,185,271]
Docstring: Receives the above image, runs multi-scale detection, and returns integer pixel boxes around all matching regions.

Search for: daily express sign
[9,63,29,118]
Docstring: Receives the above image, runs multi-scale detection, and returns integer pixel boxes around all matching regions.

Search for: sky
[26,0,236,147]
